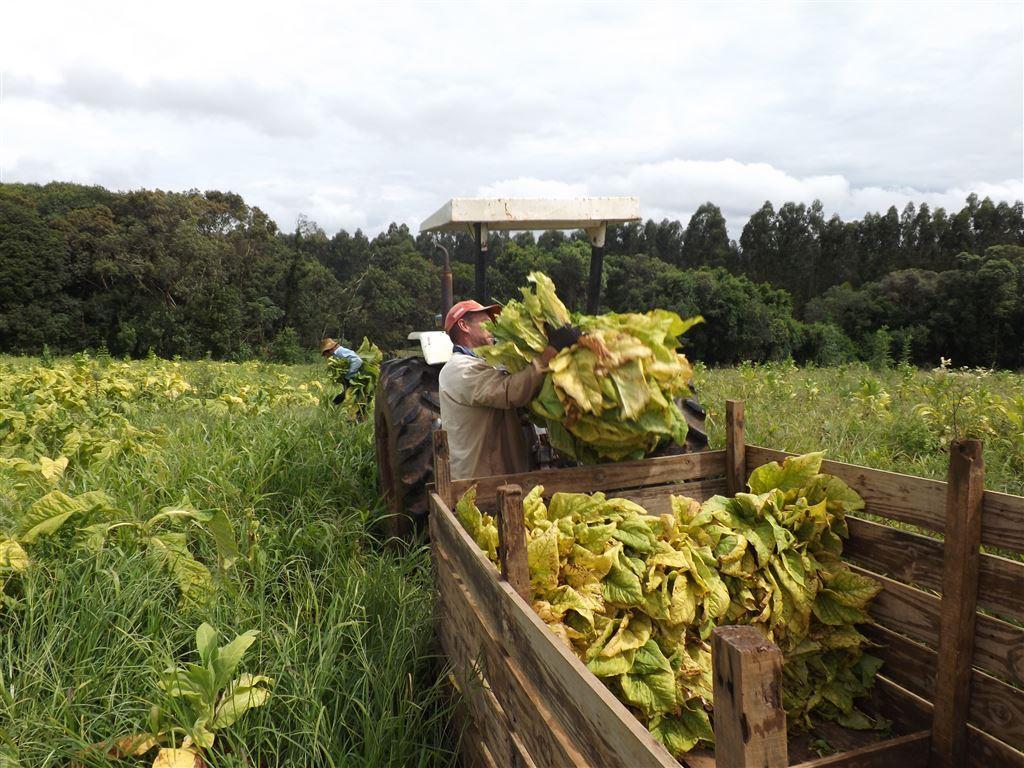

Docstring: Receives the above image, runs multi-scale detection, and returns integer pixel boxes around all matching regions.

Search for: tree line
[1,182,1022,368]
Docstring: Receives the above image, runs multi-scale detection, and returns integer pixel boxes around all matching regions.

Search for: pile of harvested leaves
[455,452,884,757]
[478,272,702,462]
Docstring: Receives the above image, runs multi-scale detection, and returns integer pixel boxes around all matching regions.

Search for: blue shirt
[453,344,480,358]
[331,345,363,379]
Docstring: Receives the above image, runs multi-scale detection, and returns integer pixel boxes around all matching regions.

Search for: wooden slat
[615,478,728,514]
[983,490,1024,555]
[726,400,746,495]
[844,516,1024,622]
[437,576,532,768]
[433,429,453,507]
[872,677,1024,768]
[450,449,727,506]
[746,446,1024,554]
[932,439,986,768]
[459,721,501,768]
[872,675,933,731]
[876,677,1024,768]
[864,624,1024,751]
[430,492,679,768]
[496,485,530,600]
[435,546,584,767]
[848,564,1024,688]
[712,626,788,767]
[789,731,929,768]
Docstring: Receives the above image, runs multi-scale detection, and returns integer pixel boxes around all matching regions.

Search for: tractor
[373,197,707,538]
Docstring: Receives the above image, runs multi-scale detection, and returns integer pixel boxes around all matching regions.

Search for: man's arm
[456,350,555,409]
[333,346,363,378]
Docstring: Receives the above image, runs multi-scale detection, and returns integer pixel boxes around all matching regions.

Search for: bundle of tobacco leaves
[455,452,884,757]
[477,272,702,462]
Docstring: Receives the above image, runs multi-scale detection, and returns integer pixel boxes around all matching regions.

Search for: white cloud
[1,0,1020,237]
[477,178,589,199]
[486,163,1023,239]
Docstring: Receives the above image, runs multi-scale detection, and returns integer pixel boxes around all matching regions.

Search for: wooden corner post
[712,626,787,768]
[432,429,452,507]
[495,484,530,601]
[726,399,746,496]
[929,439,985,768]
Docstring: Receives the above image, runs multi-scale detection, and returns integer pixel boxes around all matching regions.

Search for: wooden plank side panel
[848,565,1024,688]
[451,449,727,505]
[983,490,1024,555]
[429,493,679,768]
[435,552,534,768]
[439,625,526,767]
[788,731,929,768]
[616,478,728,514]
[458,722,500,768]
[872,677,1024,768]
[844,516,1024,623]
[863,624,1024,751]
[435,546,584,767]
[746,446,1024,554]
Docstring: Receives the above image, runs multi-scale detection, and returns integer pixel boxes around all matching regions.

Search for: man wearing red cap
[439,299,580,480]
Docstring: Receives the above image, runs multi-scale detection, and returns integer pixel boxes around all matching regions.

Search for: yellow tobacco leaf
[153,747,203,768]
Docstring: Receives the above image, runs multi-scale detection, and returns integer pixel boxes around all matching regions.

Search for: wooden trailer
[428,400,1024,768]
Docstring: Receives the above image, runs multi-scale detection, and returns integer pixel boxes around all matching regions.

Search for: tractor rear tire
[374,356,440,540]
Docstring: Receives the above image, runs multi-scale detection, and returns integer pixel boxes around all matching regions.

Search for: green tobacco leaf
[650,705,713,756]
[813,591,868,626]
[620,666,677,716]
[587,650,635,677]
[212,629,260,688]
[603,561,644,607]
[823,568,881,609]
[196,623,219,667]
[602,613,652,658]
[17,490,112,543]
[611,515,657,552]
[146,532,213,604]
[804,475,865,514]
[0,539,28,572]
[631,639,673,675]
[194,509,240,570]
[527,525,560,593]
[522,486,548,528]
[210,673,273,729]
[748,452,824,494]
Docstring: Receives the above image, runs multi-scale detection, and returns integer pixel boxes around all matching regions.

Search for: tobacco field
[1,354,1021,766]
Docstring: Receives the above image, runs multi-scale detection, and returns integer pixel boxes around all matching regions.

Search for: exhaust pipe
[437,243,454,321]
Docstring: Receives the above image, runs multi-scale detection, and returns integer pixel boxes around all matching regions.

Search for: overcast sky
[2,1,1022,239]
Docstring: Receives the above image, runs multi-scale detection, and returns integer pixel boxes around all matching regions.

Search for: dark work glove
[545,322,583,351]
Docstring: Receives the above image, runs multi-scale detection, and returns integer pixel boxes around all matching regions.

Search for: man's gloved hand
[544,322,583,351]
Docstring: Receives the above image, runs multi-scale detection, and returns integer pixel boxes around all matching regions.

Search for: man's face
[456,311,494,348]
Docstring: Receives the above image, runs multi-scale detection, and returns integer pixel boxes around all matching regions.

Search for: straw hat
[320,338,339,356]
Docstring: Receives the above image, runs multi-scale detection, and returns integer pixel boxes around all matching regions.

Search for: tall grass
[1,360,458,767]
[696,361,1024,496]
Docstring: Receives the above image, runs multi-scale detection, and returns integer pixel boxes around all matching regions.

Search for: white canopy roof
[420,197,640,233]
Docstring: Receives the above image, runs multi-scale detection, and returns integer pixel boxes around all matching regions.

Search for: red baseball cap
[444,300,501,333]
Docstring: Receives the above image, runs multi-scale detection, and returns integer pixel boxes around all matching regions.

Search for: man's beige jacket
[438,352,545,481]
